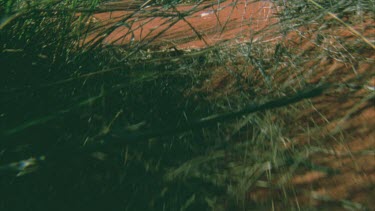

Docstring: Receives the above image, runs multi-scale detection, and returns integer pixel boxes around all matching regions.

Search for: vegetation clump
[1,0,374,210]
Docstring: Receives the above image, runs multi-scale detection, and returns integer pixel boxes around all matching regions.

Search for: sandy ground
[92,0,279,49]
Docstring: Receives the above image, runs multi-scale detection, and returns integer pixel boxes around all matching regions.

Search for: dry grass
[0,0,374,210]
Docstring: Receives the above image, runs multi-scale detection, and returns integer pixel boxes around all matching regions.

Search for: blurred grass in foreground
[1,0,374,210]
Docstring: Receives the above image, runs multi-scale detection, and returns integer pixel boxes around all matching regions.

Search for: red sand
[92,0,280,49]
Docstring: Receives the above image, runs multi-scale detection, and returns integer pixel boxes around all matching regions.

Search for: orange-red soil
[92,0,279,49]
